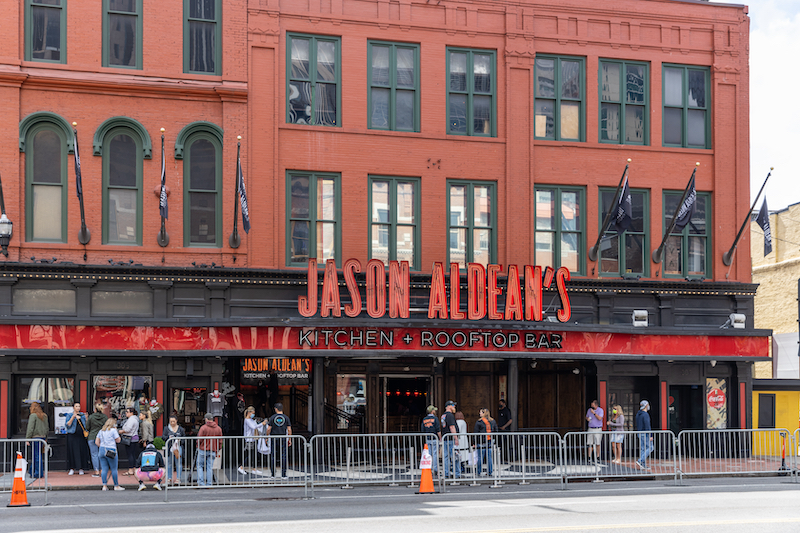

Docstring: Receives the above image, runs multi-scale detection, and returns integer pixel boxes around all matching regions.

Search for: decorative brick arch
[174,121,224,160]
[19,111,75,154]
[93,116,152,159]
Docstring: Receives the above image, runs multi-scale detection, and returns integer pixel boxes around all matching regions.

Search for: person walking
[607,404,625,464]
[138,411,154,448]
[474,408,498,476]
[135,442,166,491]
[238,406,267,476]
[420,405,441,476]
[635,400,654,470]
[442,401,460,479]
[197,413,222,487]
[120,407,140,476]
[266,403,292,479]
[585,400,604,465]
[63,402,89,476]
[163,415,186,485]
[95,418,124,491]
[87,403,108,478]
[25,402,48,479]
[454,411,469,475]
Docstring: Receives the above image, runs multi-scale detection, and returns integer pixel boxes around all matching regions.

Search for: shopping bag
[257,437,271,455]
[212,453,222,470]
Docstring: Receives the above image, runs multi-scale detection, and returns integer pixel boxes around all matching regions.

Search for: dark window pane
[291,221,310,263]
[108,134,137,187]
[189,191,216,244]
[687,109,706,147]
[108,14,136,66]
[534,100,554,138]
[315,83,337,126]
[688,236,705,275]
[109,0,135,12]
[664,235,682,275]
[600,103,620,141]
[449,94,467,133]
[625,106,645,143]
[449,52,467,91]
[288,81,312,124]
[317,41,336,82]
[625,234,644,274]
[601,63,620,102]
[561,60,581,99]
[630,192,644,233]
[370,88,389,128]
[290,176,309,218]
[396,48,414,88]
[665,194,679,231]
[31,6,61,61]
[688,70,706,107]
[189,0,214,20]
[189,21,215,73]
[690,196,707,235]
[664,108,682,145]
[626,65,645,104]
[473,95,491,135]
[189,139,216,190]
[535,58,555,97]
[32,129,62,184]
[600,233,619,273]
[473,54,491,93]
[396,90,414,130]
[290,39,310,79]
[371,46,390,86]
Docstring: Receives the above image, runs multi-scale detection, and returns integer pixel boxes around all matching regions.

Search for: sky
[714,0,800,211]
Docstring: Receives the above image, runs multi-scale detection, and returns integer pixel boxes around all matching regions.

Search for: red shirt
[198,420,222,451]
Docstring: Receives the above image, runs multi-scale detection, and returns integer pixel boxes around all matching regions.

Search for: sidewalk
[23,470,152,491]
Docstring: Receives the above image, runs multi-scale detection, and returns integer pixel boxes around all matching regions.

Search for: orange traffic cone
[416,444,438,494]
[8,452,30,507]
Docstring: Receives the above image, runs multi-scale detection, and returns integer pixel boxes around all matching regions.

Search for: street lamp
[0,172,12,256]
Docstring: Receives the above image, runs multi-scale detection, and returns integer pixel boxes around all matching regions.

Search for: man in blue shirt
[635,400,653,469]
[585,400,604,465]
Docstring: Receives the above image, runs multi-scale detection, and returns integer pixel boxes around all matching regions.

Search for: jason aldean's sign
[298,259,571,322]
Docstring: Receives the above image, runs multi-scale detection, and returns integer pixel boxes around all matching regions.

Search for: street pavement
[2,477,800,533]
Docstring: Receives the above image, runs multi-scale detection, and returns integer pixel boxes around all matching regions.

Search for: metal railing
[562,430,678,484]
[678,428,795,481]
[0,438,48,504]
[163,434,309,501]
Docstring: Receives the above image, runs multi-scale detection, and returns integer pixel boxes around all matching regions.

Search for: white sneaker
[237,466,247,476]
[102,485,108,491]
[79,470,85,475]
[138,484,146,491]
[67,469,74,476]
[251,469,264,476]
[154,483,162,491]
[114,486,125,491]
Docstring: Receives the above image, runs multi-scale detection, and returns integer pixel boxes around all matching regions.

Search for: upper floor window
[599,188,648,277]
[287,172,340,266]
[447,48,496,136]
[26,0,66,63]
[184,133,222,246]
[448,180,495,268]
[663,65,710,149]
[599,60,648,145]
[25,124,68,242]
[535,56,585,141]
[368,42,420,132]
[103,0,142,69]
[103,127,143,244]
[185,0,220,74]
[535,186,585,274]
[663,191,711,278]
[369,176,420,269]
[287,34,340,127]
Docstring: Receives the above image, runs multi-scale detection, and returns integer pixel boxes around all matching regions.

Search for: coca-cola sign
[707,388,726,410]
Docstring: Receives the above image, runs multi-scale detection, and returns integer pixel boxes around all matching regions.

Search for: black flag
[73,129,83,200]
[756,199,772,256]
[237,152,250,234]
[159,135,168,219]
[611,175,632,234]
[673,174,696,231]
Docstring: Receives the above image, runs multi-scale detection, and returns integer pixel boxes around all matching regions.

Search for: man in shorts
[585,400,604,465]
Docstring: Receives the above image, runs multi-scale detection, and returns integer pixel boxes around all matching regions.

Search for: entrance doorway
[170,382,209,436]
[380,376,430,433]
[669,385,704,433]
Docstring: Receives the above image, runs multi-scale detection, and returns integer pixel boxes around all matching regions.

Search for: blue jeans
[88,441,101,472]
[477,445,493,475]
[197,449,215,486]
[99,447,119,486]
[166,449,183,482]
[29,440,44,479]
[638,434,654,466]
[443,439,460,478]
[425,437,439,474]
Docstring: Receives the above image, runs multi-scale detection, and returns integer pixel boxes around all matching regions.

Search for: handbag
[120,435,132,446]
[105,448,117,459]
[78,419,89,439]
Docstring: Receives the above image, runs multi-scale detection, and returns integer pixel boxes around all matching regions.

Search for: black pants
[66,431,89,471]
[125,441,138,469]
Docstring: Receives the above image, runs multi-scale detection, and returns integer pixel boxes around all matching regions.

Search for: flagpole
[588,159,630,262]
[722,167,773,266]
[73,122,91,245]
[652,163,699,264]
[229,136,241,249]
[157,128,169,247]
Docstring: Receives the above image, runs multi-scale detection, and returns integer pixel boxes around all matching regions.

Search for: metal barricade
[562,430,677,484]
[163,434,309,501]
[678,428,795,481]
[309,433,434,495]
[0,438,48,504]
[441,432,564,490]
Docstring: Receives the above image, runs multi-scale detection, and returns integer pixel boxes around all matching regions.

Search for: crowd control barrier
[677,428,795,481]
[163,435,309,501]
[0,438,48,504]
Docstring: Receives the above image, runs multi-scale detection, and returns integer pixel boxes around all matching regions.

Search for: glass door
[380,376,430,433]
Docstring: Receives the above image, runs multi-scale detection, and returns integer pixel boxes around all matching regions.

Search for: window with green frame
[447,48,496,136]
[534,56,584,141]
[25,123,68,242]
[448,180,496,268]
[663,191,711,278]
[599,60,648,144]
[369,177,420,269]
[599,188,648,277]
[184,0,220,74]
[287,172,340,266]
[287,34,340,126]
[184,133,221,246]
[103,0,142,69]
[26,0,67,63]
[663,65,710,149]
[368,41,419,132]
[534,186,584,274]
[103,127,142,245]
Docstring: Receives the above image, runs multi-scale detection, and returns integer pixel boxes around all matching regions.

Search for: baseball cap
[204,413,214,420]
[445,401,456,408]
[640,400,649,409]
[427,405,437,413]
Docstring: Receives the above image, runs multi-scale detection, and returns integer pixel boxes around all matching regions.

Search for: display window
[16,377,75,434]
[92,375,152,418]
[336,375,366,429]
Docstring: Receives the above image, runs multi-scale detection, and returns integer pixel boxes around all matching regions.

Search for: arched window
[183,133,221,246]
[25,123,68,242]
[103,127,143,244]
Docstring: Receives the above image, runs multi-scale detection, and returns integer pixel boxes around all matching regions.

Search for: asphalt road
[3,477,800,533]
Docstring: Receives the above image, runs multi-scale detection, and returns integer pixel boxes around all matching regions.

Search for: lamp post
[0,172,12,256]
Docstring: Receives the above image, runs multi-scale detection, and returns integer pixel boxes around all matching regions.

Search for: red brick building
[0,0,765,465]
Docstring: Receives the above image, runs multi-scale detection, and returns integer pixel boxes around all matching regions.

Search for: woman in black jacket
[474,408,498,476]
[162,415,186,485]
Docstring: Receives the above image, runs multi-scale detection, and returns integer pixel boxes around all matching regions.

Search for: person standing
[497,399,513,462]
[163,415,186,485]
[120,407,140,476]
[197,413,222,487]
[63,402,89,475]
[607,405,625,464]
[420,405,441,475]
[138,411,154,448]
[239,406,267,476]
[95,418,124,491]
[135,442,166,491]
[474,408,498,476]
[585,400,604,465]
[442,401,460,479]
[635,400,654,470]
[454,411,469,475]
[25,402,48,479]
[87,403,108,478]
[266,403,292,479]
